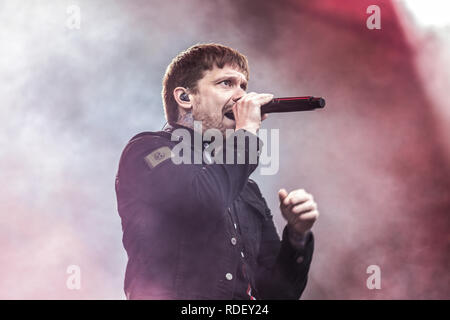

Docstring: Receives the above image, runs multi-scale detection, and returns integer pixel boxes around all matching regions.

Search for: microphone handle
[261,96,326,114]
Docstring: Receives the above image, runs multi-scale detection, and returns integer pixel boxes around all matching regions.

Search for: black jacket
[115,123,314,299]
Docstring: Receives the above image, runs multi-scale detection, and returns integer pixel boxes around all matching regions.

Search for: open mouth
[224,111,235,121]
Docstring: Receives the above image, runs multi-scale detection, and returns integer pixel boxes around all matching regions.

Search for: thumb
[278,188,288,203]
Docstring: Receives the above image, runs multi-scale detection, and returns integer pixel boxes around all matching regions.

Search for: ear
[173,87,192,111]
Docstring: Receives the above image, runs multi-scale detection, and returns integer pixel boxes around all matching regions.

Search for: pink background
[0,0,448,299]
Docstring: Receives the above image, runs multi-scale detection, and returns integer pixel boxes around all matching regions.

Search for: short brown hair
[162,43,249,124]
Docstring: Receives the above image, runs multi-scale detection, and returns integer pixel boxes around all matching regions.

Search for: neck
[176,110,194,129]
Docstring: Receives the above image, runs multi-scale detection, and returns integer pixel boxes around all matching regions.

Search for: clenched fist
[278,188,319,237]
[233,92,273,135]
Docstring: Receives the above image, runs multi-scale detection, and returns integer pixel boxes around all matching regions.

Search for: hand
[278,188,319,237]
[233,92,273,135]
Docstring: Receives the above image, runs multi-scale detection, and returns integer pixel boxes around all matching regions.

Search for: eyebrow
[214,75,248,88]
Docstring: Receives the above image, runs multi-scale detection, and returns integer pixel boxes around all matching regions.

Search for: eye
[219,80,232,87]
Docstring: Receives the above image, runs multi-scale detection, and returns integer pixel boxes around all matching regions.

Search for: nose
[232,88,246,103]
[232,96,242,103]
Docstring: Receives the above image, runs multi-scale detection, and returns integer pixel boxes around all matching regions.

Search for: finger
[291,200,317,214]
[297,210,319,222]
[283,193,292,206]
[241,92,257,101]
[278,188,288,203]
[290,189,313,206]
[253,93,274,105]
[241,93,273,105]
[256,93,274,98]
[237,93,258,108]
[261,114,268,121]
[283,190,309,206]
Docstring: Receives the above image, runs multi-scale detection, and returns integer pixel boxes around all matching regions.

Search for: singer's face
[190,64,248,135]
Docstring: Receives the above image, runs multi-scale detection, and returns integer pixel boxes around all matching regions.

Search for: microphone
[224,96,325,120]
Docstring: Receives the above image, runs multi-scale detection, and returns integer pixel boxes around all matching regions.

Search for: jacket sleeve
[253,190,315,300]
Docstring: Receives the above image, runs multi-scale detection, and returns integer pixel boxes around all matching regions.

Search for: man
[115,43,319,299]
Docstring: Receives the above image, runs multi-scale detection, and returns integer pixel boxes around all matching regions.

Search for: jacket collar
[162,122,204,151]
